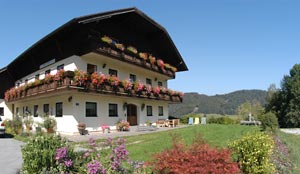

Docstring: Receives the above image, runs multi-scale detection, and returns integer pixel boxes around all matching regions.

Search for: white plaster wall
[9,90,169,134]
[16,53,171,89]
[73,93,168,130]
[8,52,175,133]
[12,94,78,133]
[81,53,170,88]
[0,99,13,121]
[16,55,84,86]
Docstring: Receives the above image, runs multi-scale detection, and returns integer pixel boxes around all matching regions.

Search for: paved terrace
[61,125,188,142]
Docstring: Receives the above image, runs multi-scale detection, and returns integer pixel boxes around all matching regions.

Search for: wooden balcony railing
[6,76,183,103]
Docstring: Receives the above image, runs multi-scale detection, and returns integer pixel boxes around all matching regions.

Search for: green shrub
[11,116,23,135]
[3,119,14,134]
[180,114,201,124]
[21,135,69,174]
[207,116,236,125]
[229,132,275,174]
[258,112,279,132]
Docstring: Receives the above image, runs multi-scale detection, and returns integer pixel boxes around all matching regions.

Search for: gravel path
[0,138,24,174]
[280,128,300,135]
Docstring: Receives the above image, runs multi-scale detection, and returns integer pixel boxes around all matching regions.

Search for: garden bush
[150,134,240,174]
[258,112,279,132]
[207,116,236,124]
[229,132,275,174]
[24,137,148,174]
[3,119,14,134]
[11,116,23,135]
[21,135,69,174]
[180,113,201,124]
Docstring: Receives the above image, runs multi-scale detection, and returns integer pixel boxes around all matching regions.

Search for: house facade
[0,8,188,134]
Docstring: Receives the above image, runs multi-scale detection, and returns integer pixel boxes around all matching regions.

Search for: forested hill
[169,90,267,117]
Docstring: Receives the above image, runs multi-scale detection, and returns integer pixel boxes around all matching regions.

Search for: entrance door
[127,104,137,125]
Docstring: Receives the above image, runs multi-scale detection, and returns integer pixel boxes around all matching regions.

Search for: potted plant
[43,117,57,133]
[127,46,138,54]
[74,69,89,88]
[117,120,130,131]
[23,116,34,133]
[77,123,86,135]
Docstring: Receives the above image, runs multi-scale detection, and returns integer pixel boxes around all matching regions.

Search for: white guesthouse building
[0,8,188,134]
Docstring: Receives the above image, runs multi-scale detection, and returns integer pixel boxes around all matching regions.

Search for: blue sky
[1,1,299,95]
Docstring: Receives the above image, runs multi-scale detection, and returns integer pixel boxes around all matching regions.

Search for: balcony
[5,71,183,103]
[89,35,178,78]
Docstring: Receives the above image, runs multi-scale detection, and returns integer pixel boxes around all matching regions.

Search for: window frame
[43,104,50,115]
[57,64,64,71]
[86,102,97,117]
[146,105,153,116]
[146,78,152,85]
[33,105,39,117]
[45,69,51,75]
[158,81,163,87]
[158,106,164,116]
[129,74,136,82]
[109,103,118,117]
[55,102,63,117]
[0,107,4,116]
[87,64,97,75]
[109,69,118,77]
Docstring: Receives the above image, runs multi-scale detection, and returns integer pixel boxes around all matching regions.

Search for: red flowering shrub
[150,135,240,174]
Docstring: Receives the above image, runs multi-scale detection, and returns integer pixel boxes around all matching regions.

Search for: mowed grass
[125,124,259,161]
[277,131,300,174]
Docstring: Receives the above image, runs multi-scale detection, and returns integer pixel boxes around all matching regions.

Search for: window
[109,104,118,117]
[43,104,49,115]
[87,64,97,75]
[34,105,38,117]
[147,106,153,116]
[56,102,63,117]
[158,81,163,87]
[129,74,136,82]
[86,102,97,117]
[109,69,118,77]
[45,69,51,75]
[57,64,64,71]
[146,78,152,85]
[0,107,4,116]
[158,106,164,116]
[35,74,40,80]
[16,107,19,115]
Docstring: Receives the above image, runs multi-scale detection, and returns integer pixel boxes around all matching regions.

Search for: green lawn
[277,131,300,174]
[125,124,259,161]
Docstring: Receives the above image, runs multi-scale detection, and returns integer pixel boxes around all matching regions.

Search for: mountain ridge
[169,89,267,117]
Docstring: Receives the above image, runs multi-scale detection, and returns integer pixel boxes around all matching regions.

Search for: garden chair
[194,117,200,125]
[188,117,193,125]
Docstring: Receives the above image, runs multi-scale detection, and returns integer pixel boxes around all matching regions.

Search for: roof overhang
[1,7,188,96]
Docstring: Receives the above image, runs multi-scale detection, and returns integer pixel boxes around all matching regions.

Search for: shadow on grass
[0,133,14,138]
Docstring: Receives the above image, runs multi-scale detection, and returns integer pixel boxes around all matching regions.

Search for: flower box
[152,64,159,71]
[123,54,134,62]
[144,62,151,69]
[134,57,143,65]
